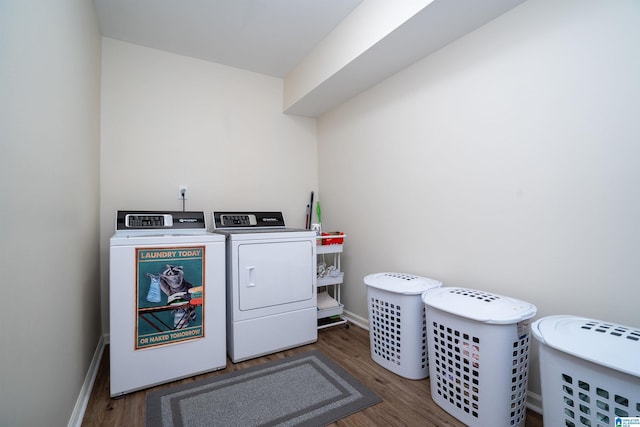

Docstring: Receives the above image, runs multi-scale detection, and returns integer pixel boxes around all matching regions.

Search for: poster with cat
[135,246,205,350]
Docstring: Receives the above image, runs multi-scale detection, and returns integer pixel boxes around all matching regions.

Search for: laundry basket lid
[421,287,537,324]
[364,272,442,295]
[532,315,640,377]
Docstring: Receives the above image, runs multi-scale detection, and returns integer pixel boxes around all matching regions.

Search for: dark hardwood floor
[82,323,543,426]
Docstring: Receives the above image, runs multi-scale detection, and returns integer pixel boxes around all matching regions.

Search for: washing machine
[109,210,226,397]
[212,211,317,363]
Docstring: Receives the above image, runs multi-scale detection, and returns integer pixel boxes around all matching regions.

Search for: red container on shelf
[321,232,344,245]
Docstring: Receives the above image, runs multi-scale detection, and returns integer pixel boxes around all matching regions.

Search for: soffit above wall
[284,0,527,117]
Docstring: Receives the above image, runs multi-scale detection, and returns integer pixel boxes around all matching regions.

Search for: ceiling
[94,0,363,78]
[94,0,527,116]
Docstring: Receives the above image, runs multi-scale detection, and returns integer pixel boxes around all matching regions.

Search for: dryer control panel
[212,211,286,229]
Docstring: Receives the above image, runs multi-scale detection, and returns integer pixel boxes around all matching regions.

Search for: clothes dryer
[212,211,317,362]
[109,211,226,397]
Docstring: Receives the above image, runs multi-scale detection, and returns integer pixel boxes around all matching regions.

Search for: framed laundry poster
[134,246,205,350]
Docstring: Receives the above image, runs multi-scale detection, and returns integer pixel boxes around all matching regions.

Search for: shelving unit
[316,234,348,329]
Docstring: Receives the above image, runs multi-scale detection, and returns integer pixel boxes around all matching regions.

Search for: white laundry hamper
[364,272,442,380]
[422,287,537,427]
[532,315,640,427]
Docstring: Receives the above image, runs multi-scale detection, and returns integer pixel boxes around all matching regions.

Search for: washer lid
[422,287,537,324]
[532,315,640,377]
[364,272,442,295]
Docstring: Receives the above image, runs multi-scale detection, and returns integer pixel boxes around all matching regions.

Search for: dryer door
[237,240,313,311]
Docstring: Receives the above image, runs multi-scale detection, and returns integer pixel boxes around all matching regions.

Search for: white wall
[99,38,318,332]
[317,0,640,397]
[0,1,102,426]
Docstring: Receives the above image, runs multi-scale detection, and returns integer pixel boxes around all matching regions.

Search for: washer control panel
[212,211,286,229]
[125,214,173,228]
[115,211,206,232]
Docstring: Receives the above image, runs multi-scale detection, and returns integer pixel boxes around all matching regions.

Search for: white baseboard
[343,309,369,330]
[67,327,543,425]
[526,390,543,415]
[67,334,106,427]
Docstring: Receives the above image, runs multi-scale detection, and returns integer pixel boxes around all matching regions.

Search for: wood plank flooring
[82,323,543,426]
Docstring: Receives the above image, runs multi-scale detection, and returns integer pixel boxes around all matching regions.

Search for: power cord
[180,188,186,212]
